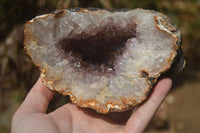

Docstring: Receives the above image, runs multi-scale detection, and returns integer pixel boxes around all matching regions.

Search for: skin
[11,77,172,133]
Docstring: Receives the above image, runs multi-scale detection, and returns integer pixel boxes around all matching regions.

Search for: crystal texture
[24,8,184,113]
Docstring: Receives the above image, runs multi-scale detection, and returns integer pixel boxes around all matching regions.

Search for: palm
[12,78,172,133]
[49,104,125,133]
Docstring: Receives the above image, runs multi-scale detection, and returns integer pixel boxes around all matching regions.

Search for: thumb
[14,77,55,117]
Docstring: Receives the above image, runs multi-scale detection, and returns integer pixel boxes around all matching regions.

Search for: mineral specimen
[24,8,185,113]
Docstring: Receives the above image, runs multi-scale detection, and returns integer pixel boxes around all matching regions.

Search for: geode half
[24,8,185,113]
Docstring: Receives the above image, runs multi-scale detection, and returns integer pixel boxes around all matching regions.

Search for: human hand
[11,77,172,133]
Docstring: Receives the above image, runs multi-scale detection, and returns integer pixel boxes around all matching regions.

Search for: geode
[24,8,185,113]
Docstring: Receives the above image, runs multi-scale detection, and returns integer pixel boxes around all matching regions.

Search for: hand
[11,77,172,133]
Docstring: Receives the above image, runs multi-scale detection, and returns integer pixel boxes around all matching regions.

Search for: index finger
[125,78,172,133]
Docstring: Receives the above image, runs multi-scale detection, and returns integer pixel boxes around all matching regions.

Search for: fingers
[125,78,172,133]
[15,77,55,116]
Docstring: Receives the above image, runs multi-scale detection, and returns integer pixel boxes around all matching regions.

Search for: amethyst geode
[24,8,185,113]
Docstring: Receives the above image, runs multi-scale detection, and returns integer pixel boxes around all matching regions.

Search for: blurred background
[0,0,200,132]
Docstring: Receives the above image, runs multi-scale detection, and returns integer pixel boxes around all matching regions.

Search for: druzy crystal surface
[24,8,184,113]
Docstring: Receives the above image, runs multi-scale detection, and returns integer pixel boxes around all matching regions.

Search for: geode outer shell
[24,8,185,113]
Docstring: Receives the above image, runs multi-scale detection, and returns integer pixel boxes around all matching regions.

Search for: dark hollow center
[56,23,136,73]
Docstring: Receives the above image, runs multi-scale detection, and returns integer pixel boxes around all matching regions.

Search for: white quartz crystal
[24,8,183,113]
